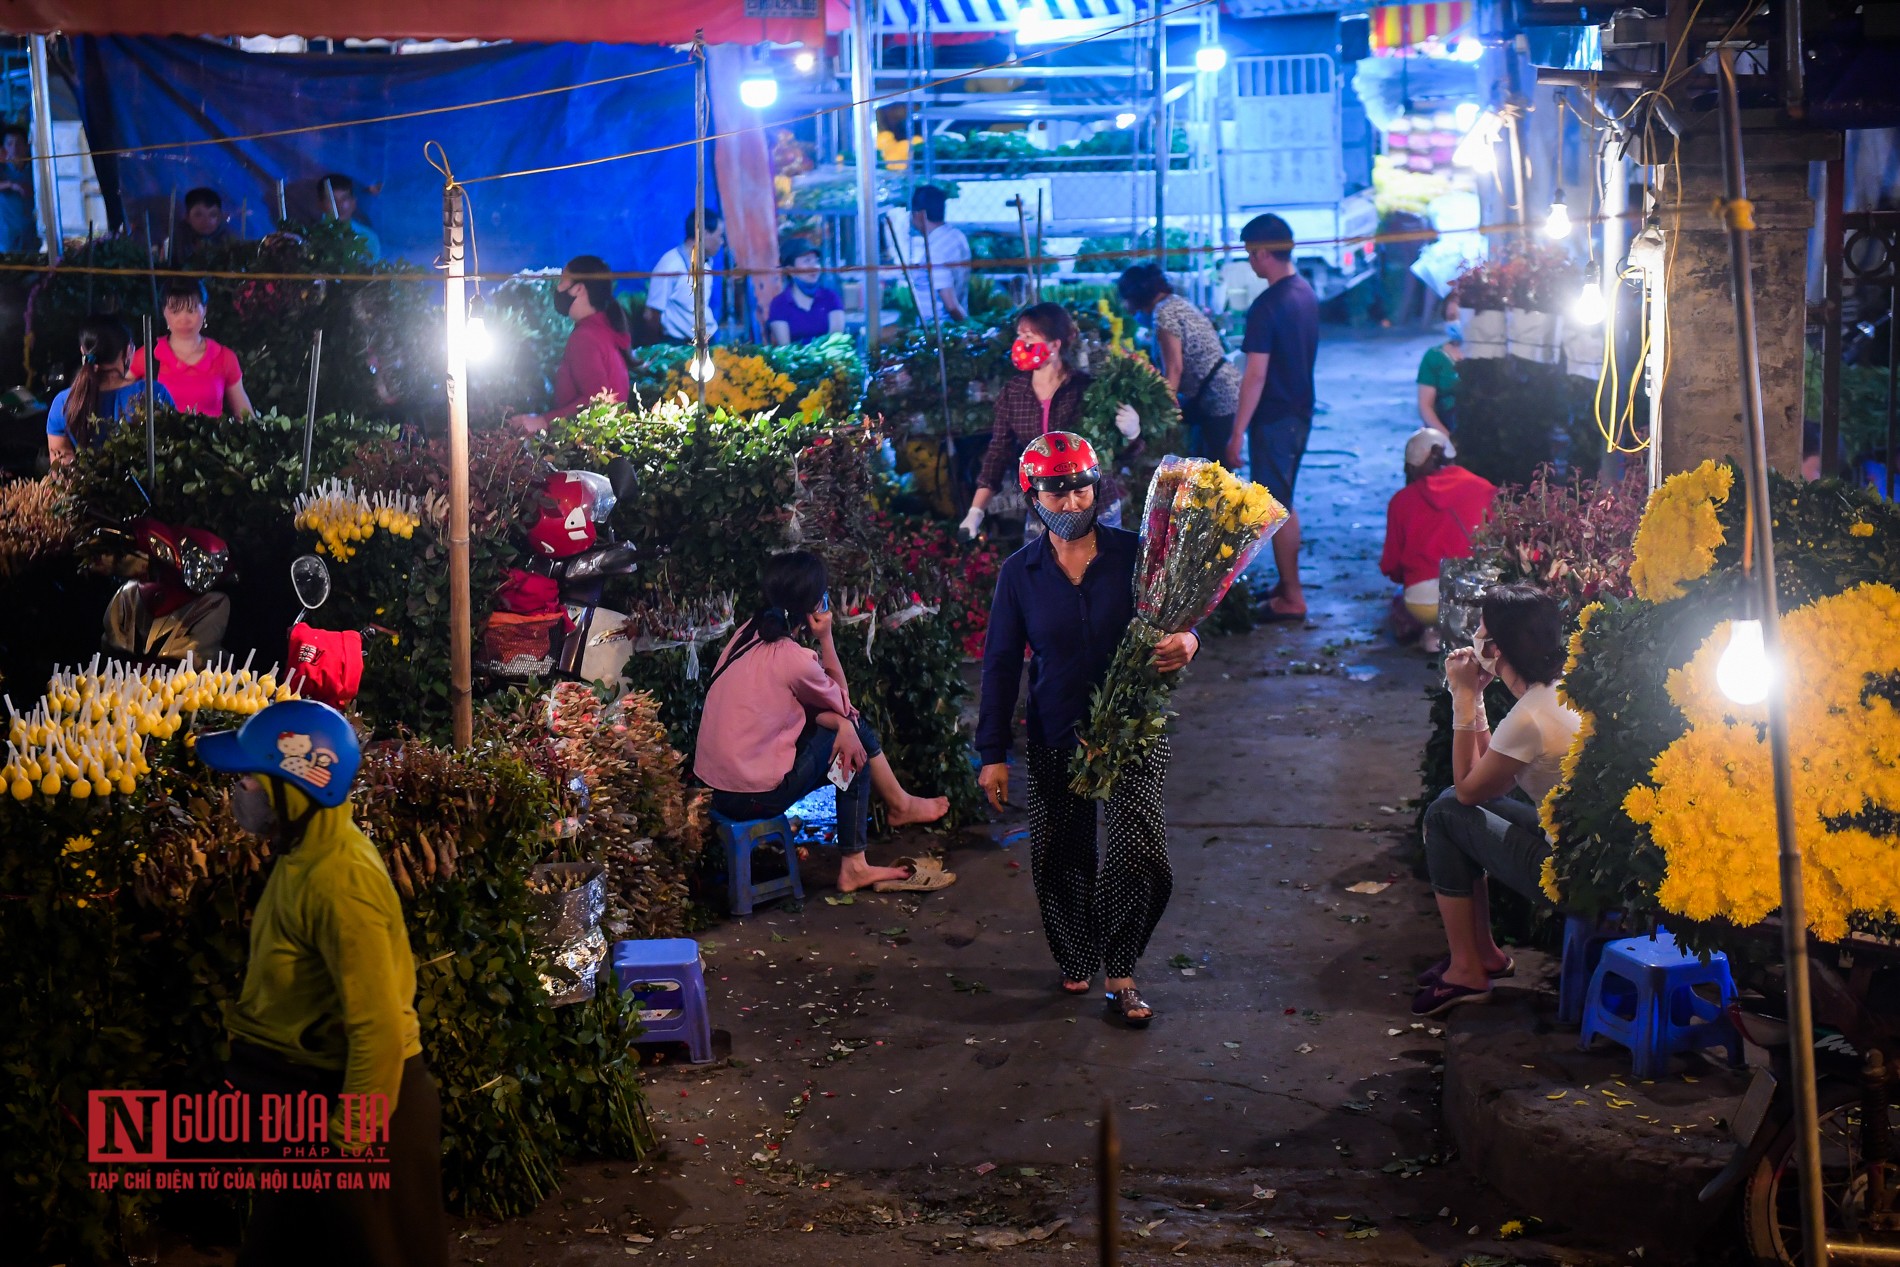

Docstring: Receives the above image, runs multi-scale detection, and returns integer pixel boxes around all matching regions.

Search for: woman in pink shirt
[131,278,253,417]
[508,254,633,435]
[695,551,954,894]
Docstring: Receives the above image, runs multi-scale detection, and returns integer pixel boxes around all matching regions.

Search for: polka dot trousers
[1023,739,1172,983]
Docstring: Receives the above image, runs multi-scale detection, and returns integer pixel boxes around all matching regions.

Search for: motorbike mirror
[606,455,638,502]
[290,553,332,611]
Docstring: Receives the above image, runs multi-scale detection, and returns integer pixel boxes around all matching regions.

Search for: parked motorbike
[1699,939,1900,1264]
[283,553,367,710]
[89,480,234,663]
[482,457,640,685]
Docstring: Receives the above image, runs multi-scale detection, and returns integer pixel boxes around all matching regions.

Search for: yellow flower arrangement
[294,478,421,562]
[1540,708,1594,842]
[795,375,842,422]
[1621,582,1900,939]
[663,348,798,415]
[1096,298,1129,353]
[3,659,291,802]
[1627,460,1732,602]
[1539,854,1563,904]
[1559,601,1605,682]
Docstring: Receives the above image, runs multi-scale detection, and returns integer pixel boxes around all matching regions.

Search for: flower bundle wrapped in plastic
[1069,457,1288,798]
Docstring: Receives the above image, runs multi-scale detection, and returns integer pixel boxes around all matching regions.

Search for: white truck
[1220,51,1379,307]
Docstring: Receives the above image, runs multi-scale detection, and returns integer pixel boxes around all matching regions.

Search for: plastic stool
[1557,910,1626,1025]
[710,812,804,916]
[611,938,713,1064]
[1578,931,1740,1078]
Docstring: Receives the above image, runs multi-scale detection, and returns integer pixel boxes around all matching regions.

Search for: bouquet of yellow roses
[1069,457,1288,798]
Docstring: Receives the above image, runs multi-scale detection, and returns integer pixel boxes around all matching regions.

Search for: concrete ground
[153,328,1734,1267]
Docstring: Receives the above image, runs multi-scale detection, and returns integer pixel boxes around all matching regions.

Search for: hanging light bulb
[688,349,717,383]
[1195,45,1229,73]
[1115,111,1137,129]
[1716,618,1773,704]
[1544,190,1572,240]
[1572,263,1606,325]
[793,49,817,73]
[465,293,492,362]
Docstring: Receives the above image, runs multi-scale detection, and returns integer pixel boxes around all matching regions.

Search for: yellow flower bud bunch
[2,653,293,802]
[293,478,421,562]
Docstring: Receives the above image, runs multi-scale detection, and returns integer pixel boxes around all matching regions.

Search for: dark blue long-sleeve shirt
[975,526,1139,765]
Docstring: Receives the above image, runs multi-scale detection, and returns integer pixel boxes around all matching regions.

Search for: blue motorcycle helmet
[195,699,362,809]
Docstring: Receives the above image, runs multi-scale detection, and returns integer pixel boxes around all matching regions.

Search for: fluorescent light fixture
[739,71,779,109]
[1195,45,1228,73]
[1451,110,1501,172]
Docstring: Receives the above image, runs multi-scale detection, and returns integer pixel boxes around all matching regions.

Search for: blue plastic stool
[1557,911,1626,1025]
[710,812,804,916]
[1578,931,1740,1078]
[611,938,714,1064]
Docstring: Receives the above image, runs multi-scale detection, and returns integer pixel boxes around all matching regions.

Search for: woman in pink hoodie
[509,255,633,434]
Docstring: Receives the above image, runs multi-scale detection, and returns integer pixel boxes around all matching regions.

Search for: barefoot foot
[887,794,949,828]
[837,856,914,893]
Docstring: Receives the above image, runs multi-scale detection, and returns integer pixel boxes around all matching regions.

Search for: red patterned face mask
[1010,338,1052,371]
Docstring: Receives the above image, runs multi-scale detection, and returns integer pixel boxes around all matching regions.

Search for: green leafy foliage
[1453,357,1604,488]
[1803,355,1899,469]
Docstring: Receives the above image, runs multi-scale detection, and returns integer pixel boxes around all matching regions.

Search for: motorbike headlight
[180,540,227,593]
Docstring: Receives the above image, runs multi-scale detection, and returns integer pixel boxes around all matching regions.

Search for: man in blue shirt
[0,125,37,254]
[1225,213,1319,621]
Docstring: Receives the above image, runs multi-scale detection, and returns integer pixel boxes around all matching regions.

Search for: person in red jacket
[509,255,633,434]
[1381,427,1496,653]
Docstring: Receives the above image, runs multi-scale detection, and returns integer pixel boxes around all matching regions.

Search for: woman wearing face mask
[508,254,633,435]
[957,303,1138,542]
[1413,584,1580,1018]
[696,550,956,896]
[1415,295,1463,440]
[130,278,254,418]
[975,433,1199,1028]
[767,238,845,345]
[46,314,175,465]
[196,700,448,1267]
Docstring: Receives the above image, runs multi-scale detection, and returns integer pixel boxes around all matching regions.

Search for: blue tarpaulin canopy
[69,36,711,277]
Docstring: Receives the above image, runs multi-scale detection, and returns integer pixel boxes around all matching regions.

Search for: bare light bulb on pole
[793,49,817,73]
[1452,111,1501,173]
[739,70,779,109]
[688,350,717,383]
[1194,45,1228,74]
[465,294,492,361]
[1544,192,1572,240]
[1716,618,1773,705]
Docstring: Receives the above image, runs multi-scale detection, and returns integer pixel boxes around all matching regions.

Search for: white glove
[958,506,985,540]
[1114,403,1141,440]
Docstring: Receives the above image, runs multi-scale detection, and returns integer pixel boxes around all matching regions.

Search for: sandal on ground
[1415,954,1515,987]
[1106,986,1154,1029]
[871,856,958,893]
[1410,978,1493,1018]
[1256,595,1308,623]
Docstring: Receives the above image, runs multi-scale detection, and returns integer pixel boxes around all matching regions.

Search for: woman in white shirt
[1414,583,1580,1017]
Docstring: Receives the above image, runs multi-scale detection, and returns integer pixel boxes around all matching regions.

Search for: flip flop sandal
[1410,979,1493,1018]
[1256,598,1309,623]
[1415,954,1516,986]
[872,862,958,893]
[1106,986,1154,1029]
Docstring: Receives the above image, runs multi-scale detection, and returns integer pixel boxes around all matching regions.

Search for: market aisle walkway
[330,329,1621,1267]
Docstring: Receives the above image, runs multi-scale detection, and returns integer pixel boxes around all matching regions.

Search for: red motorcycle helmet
[1017,431,1102,494]
[526,470,613,559]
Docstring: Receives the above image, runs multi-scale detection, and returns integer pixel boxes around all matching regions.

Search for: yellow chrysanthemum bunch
[294,479,421,562]
[3,657,292,801]
[666,349,798,414]
[1622,582,1900,939]
[1096,298,1129,353]
[796,375,841,422]
[1627,460,1733,602]
[1184,460,1288,536]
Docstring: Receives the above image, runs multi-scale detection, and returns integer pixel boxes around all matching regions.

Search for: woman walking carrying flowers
[975,433,1201,1028]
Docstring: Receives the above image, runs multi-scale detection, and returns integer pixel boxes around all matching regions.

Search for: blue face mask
[1036,500,1098,541]
[1444,320,1464,344]
[793,276,820,296]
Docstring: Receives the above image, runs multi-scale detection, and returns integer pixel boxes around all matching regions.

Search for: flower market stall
[1540,463,1900,945]
[1448,246,1608,488]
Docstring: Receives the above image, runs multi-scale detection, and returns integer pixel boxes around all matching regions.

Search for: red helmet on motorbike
[1017,431,1102,494]
[526,470,614,559]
